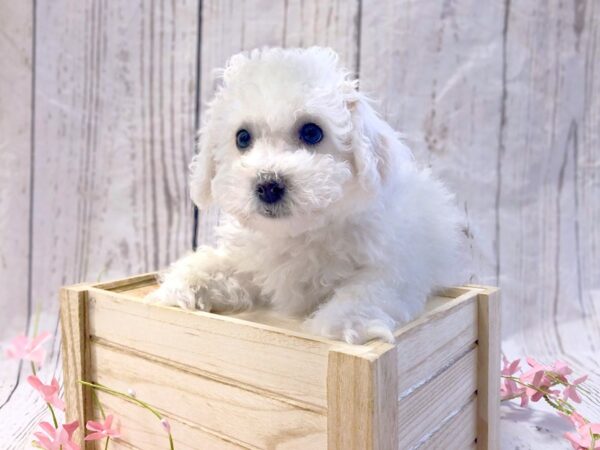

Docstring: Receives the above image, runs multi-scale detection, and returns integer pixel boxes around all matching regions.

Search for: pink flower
[563,375,588,404]
[565,423,600,450]
[4,332,51,367]
[501,355,521,376]
[33,421,80,450]
[27,376,65,411]
[519,358,564,402]
[85,414,120,441]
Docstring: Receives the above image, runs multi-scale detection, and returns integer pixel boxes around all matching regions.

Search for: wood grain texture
[87,287,332,410]
[398,348,478,449]
[60,284,93,447]
[416,398,477,449]
[394,291,478,394]
[0,0,32,342]
[498,0,600,362]
[0,0,199,444]
[327,344,397,450]
[196,0,360,244]
[476,287,500,450]
[90,341,327,449]
[94,392,247,450]
[32,0,198,314]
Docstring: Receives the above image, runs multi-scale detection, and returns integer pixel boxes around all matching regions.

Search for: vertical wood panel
[499,0,600,346]
[359,0,505,297]
[0,0,34,430]
[196,0,360,244]
[0,1,33,341]
[32,0,198,314]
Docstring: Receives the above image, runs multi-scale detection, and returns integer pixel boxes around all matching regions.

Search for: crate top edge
[61,274,495,356]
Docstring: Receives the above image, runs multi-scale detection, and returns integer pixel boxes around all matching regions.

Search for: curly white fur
[146,47,464,344]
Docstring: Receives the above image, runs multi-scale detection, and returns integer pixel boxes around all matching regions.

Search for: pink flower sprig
[4,331,51,370]
[85,414,121,442]
[28,376,65,411]
[33,420,80,450]
[27,375,63,429]
[500,354,599,450]
[79,380,175,450]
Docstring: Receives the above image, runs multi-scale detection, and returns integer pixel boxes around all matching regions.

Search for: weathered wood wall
[1,0,599,446]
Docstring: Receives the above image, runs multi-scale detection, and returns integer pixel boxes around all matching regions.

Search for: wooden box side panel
[87,287,332,410]
[416,399,478,449]
[89,342,327,449]
[60,284,93,448]
[394,291,479,395]
[398,348,478,449]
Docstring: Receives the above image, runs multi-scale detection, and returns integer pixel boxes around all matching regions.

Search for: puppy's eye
[236,129,252,150]
[299,123,323,146]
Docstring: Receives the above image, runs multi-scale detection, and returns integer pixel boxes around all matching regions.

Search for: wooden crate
[60,274,500,450]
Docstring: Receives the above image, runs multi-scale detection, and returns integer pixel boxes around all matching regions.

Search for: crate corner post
[60,284,94,448]
[327,343,398,450]
[475,287,501,450]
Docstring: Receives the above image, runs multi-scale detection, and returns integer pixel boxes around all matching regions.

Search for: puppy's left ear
[346,89,413,192]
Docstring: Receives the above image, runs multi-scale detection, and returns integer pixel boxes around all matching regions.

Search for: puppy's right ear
[189,127,215,209]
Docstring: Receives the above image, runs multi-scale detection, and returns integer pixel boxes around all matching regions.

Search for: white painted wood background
[0,0,598,448]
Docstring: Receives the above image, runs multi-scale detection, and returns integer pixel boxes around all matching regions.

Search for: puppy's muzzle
[255,174,286,205]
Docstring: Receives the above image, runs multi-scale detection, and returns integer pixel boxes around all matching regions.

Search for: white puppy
[147,47,463,344]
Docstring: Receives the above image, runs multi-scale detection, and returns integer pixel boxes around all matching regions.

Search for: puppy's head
[190,47,413,235]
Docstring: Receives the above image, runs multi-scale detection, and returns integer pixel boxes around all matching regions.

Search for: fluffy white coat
[147,47,464,344]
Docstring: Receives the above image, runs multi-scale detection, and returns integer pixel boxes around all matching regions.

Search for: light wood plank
[87,287,333,410]
[498,0,600,361]
[394,292,478,394]
[60,284,93,447]
[0,0,32,343]
[90,342,327,450]
[398,348,478,449]
[476,287,501,450]
[416,399,477,449]
[32,0,197,320]
[93,392,247,450]
[196,0,360,245]
[327,344,397,450]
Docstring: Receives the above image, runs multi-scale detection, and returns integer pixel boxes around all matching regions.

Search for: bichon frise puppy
[147,47,463,344]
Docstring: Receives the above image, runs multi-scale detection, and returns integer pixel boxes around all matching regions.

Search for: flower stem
[79,380,175,450]
[47,402,59,428]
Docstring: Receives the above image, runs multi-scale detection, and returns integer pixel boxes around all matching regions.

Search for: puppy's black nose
[256,180,285,204]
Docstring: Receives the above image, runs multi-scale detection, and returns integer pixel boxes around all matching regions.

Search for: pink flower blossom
[564,375,588,404]
[518,358,566,402]
[565,423,600,450]
[33,421,80,450]
[501,355,521,377]
[85,414,120,441]
[4,332,51,367]
[27,376,65,411]
[500,355,529,405]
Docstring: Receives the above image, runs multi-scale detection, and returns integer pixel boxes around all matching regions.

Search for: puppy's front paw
[304,305,397,345]
[145,282,211,311]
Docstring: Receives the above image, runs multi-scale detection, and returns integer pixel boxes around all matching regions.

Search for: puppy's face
[191,48,406,236]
